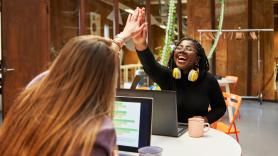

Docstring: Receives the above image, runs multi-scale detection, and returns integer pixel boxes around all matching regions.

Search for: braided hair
[167,37,210,79]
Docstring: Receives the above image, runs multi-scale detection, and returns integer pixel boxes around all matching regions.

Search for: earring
[188,68,199,82]
[172,68,181,79]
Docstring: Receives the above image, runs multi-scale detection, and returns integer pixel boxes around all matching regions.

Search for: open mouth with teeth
[177,54,187,64]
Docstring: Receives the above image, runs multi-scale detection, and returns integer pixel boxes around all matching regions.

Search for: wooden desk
[120,129,241,156]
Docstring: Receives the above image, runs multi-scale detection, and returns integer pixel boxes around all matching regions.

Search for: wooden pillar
[260,1,274,100]
[113,0,120,35]
[251,0,274,100]
[211,0,216,74]
[146,0,152,50]
[247,0,253,95]
[113,0,120,88]
[177,0,183,40]
[78,0,86,35]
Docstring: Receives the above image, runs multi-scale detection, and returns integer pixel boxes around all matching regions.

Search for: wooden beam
[146,0,153,50]
[113,0,120,35]
[78,0,86,35]
[113,0,120,88]
[177,0,183,40]
[211,0,216,74]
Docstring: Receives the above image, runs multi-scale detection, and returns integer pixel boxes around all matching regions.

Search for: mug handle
[203,123,210,133]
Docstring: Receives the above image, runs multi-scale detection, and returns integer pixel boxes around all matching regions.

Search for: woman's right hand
[132,8,148,51]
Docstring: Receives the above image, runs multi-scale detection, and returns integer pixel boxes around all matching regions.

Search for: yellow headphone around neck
[172,68,199,82]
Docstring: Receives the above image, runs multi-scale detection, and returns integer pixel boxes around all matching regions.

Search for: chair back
[213,92,242,142]
[222,92,241,125]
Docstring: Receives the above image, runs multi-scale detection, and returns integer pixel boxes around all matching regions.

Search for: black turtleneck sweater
[137,48,226,124]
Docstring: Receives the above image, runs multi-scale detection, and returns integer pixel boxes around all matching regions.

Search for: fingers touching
[133,23,147,39]
[139,8,145,24]
[121,7,147,44]
[130,7,139,22]
[133,22,147,36]
[129,7,145,24]
[126,14,131,23]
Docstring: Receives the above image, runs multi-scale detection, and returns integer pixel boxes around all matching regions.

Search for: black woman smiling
[129,8,226,124]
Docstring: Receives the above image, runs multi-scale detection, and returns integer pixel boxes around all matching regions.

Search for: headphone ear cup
[172,68,181,79]
[188,69,199,82]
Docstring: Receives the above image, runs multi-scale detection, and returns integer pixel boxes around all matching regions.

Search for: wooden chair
[214,92,241,143]
[225,75,241,120]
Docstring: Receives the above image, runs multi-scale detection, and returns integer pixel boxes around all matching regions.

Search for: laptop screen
[114,96,153,152]
[117,89,184,137]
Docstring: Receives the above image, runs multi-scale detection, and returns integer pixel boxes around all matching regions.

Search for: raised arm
[111,7,146,52]
[113,7,171,89]
[132,8,171,89]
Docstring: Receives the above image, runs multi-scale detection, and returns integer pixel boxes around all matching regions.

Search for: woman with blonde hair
[0,8,145,156]
[0,35,118,156]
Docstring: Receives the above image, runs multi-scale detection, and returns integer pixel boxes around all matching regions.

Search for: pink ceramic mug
[188,117,210,138]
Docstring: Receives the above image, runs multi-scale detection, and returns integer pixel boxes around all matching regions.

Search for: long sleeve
[91,117,116,156]
[136,47,171,89]
[206,77,227,123]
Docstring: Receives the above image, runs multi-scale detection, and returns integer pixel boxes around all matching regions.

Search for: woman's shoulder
[97,116,116,140]
[201,72,218,83]
[204,72,215,79]
[99,116,115,131]
[26,70,49,88]
[92,116,116,156]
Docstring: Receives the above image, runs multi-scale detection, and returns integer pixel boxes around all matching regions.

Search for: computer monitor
[114,96,153,152]
[117,89,187,137]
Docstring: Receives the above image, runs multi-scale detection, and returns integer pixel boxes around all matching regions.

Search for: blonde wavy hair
[0,35,119,156]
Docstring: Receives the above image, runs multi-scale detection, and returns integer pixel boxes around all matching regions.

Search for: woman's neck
[182,68,191,74]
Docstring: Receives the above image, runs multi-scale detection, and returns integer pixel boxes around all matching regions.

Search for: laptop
[117,89,187,137]
[114,96,153,153]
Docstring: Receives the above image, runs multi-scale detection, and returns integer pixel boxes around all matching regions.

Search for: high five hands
[119,7,148,51]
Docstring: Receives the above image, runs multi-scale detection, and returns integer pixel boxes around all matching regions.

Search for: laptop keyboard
[178,123,188,134]
[178,127,184,133]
